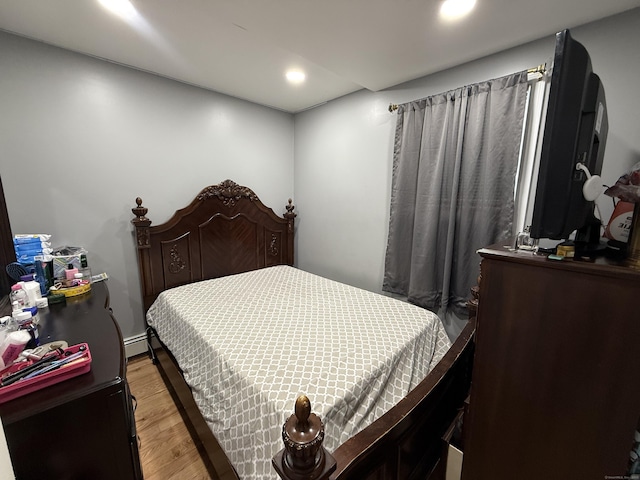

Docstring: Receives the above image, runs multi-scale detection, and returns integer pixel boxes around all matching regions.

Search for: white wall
[294,8,640,319]
[1,8,639,344]
[0,31,294,340]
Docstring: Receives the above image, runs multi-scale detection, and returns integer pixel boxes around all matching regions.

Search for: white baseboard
[124,333,148,358]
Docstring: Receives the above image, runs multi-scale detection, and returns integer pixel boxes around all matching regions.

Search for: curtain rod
[388,64,547,113]
[527,64,546,75]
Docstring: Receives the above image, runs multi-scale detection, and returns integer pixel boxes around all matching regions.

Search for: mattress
[146,265,451,479]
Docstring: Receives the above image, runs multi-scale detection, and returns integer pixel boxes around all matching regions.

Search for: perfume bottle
[515,226,538,251]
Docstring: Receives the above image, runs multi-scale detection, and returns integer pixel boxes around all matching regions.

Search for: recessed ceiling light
[98,0,137,20]
[285,70,306,85]
[440,0,476,21]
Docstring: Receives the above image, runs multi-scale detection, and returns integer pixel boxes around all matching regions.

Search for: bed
[131,179,476,480]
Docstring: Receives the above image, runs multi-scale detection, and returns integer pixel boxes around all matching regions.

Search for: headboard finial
[132,197,149,223]
[284,200,296,237]
[131,197,152,250]
[285,199,296,217]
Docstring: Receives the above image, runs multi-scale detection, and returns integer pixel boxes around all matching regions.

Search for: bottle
[28,305,41,326]
[515,226,538,251]
[79,254,92,283]
[34,256,53,295]
[10,302,22,319]
[0,329,31,368]
[0,316,16,351]
[14,310,39,350]
[65,264,79,281]
[13,310,32,328]
[20,274,42,306]
[10,284,28,308]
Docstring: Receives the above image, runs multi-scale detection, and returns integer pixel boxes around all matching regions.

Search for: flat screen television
[530,29,608,255]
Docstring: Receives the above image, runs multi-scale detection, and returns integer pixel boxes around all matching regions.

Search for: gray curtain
[383,71,528,316]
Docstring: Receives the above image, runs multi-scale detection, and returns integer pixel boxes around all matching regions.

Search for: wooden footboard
[274,317,476,480]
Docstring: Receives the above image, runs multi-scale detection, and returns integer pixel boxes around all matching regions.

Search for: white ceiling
[1,0,639,113]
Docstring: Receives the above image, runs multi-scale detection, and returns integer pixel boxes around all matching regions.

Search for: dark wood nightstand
[0,281,143,479]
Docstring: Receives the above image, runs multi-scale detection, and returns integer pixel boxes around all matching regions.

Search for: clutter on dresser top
[0,234,105,399]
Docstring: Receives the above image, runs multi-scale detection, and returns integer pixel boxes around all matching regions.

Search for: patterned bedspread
[146,265,451,479]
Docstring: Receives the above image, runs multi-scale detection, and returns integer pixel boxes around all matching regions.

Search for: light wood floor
[127,354,212,480]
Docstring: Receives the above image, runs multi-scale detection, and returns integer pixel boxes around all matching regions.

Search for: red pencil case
[0,343,92,404]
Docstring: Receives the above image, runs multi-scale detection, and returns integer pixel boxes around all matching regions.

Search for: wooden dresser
[461,245,640,480]
[0,281,143,479]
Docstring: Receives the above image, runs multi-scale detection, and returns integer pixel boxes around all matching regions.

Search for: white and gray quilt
[146,265,451,479]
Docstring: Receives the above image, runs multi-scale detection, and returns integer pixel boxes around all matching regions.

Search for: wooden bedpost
[131,197,156,362]
[273,395,336,480]
[131,197,153,303]
[284,199,296,266]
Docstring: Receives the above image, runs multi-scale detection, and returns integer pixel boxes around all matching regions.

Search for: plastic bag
[604,161,640,203]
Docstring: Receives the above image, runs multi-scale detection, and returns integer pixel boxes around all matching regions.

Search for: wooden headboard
[131,179,296,311]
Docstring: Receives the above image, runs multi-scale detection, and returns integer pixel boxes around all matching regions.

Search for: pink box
[0,343,92,404]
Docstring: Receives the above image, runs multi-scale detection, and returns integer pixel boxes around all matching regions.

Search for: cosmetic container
[65,264,79,281]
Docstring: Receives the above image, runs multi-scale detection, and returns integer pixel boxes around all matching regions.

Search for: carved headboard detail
[132,180,296,311]
[196,179,259,206]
